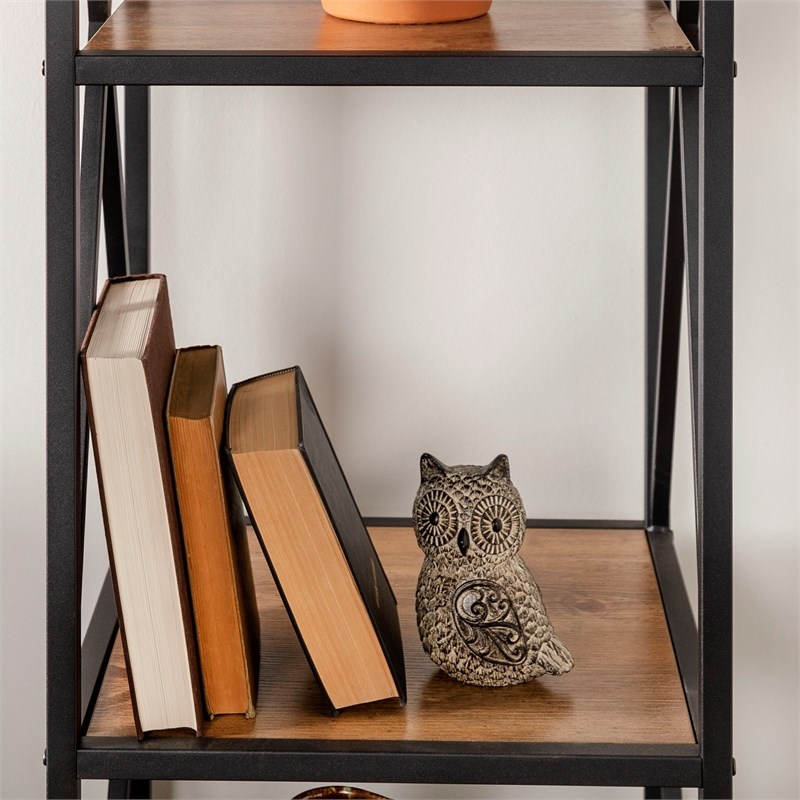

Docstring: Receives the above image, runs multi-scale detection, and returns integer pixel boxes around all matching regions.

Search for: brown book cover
[224,366,406,713]
[167,345,260,719]
[81,274,202,739]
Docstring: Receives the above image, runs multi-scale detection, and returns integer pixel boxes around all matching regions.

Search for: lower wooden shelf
[86,527,694,749]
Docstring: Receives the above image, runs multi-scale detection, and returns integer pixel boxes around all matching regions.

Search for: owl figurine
[413,453,574,687]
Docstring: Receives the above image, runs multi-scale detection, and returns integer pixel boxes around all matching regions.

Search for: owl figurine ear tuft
[485,454,511,480]
[420,453,448,482]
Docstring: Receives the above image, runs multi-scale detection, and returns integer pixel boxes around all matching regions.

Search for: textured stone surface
[413,453,574,687]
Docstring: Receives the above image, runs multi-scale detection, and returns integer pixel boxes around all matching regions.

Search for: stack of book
[82,274,406,738]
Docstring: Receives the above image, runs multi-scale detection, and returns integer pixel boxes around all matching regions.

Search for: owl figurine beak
[457,527,470,556]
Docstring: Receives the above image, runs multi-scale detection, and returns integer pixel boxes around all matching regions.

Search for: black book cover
[293,368,407,704]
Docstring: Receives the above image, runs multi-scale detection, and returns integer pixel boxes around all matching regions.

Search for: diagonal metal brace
[647,93,686,531]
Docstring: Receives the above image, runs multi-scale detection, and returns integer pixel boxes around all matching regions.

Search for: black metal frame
[77,739,701,787]
[74,53,703,87]
[45,1,734,797]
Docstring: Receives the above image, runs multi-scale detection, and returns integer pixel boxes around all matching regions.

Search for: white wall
[1,2,797,798]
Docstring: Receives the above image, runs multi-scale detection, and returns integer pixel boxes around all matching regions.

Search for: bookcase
[45,1,734,798]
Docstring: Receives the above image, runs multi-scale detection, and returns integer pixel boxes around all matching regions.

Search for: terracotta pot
[321,1,492,24]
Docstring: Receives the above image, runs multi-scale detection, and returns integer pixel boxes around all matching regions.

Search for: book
[224,366,406,712]
[167,345,260,719]
[81,274,202,739]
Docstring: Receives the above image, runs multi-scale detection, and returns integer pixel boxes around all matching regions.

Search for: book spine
[141,283,203,734]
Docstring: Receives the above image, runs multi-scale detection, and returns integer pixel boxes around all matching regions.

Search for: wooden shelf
[83,0,694,55]
[87,527,694,747]
[75,0,700,87]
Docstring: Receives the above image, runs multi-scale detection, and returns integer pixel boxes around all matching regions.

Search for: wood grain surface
[87,527,695,745]
[83,1,694,55]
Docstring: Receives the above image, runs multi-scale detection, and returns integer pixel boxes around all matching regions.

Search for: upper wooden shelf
[84,0,694,55]
[76,0,700,87]
[87,527,694,748]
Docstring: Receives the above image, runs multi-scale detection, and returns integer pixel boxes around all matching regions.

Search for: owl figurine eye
[415,489,458,546]
[471,495,521,555]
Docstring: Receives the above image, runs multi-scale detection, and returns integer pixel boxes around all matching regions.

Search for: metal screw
[42,748,47,767]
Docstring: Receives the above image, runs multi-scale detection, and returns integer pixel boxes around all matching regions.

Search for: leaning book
[81,274,202,739]
[224,366,406,713]
[167,345,260,719]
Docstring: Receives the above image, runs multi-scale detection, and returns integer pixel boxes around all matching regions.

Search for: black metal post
[645,789,682,800]
[107,780,129,799]
[679,0,702,453]
[646,527,699,734]
[108,779,152,799]
[125,87,150,275]
[677,1,700,50]
[129,781,152,799]
[648,98,686,530]
[78,86,106,338]
[78,84,107,580]
[695,2,734,797]
[645,87,672,529]
[45,1,81,797]
[104,88,131,278]
[679,86,701,491]
[81,573,118,734]
[88,1,111,37]
[89,1,130,278]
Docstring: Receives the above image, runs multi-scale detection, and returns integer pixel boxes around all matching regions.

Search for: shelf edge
[79,737,702,786]
[74,53,703,88]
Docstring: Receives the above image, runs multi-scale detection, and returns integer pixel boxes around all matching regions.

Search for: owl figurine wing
[414,453,574,687]
[452,579,527,665]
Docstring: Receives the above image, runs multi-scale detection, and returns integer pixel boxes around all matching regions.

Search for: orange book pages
[168,347,259,718]
[232,448,398,710]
